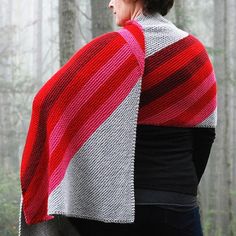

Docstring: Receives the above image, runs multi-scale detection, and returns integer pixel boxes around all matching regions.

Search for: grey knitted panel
[47,78,142,223]
[135,12,189,58]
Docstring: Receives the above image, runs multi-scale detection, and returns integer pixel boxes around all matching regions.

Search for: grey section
[134,12,189,58]
[196,108,217,127]
[47,79,143,223]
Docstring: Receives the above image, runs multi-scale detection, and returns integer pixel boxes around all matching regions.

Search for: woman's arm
[192,128,216,184]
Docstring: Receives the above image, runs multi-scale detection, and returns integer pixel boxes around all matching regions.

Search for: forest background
[0,0,235,235]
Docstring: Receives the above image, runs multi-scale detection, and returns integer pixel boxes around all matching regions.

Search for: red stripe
[142,38,203,91]
[47,36,127,143]
[23,161,49,221]
[188,96,216,126]
[140,50,210,108]
[144,35,196,76]
[138,56,213,122]
[25,191,50,224]
[162,83,217,126]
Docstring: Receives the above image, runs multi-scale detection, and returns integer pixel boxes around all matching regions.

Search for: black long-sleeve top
[134,125,216,211]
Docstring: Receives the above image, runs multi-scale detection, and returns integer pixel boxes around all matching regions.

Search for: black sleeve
[192,128,216,184]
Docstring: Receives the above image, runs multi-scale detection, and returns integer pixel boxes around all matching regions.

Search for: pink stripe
[118,29,144,74]
[49,44,132,155]
[185,96,217,126]
[49,66,141,193]
[140,72,216,124]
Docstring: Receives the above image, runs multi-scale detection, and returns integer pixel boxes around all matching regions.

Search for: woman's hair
[142,0,175,16]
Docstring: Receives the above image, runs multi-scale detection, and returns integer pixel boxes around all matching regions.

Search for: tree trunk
[91,0,113,38]
[213,0,226,234]
[233,0,236,209]
[222,0,234,234]
[34,0,43,86]
[213,0,235,234]
[58,0,76,66]
[174,0,188,30]
[75,0,92,49]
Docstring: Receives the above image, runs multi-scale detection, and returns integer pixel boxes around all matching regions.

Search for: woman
[68,0,217,235]
[19,0,216,235]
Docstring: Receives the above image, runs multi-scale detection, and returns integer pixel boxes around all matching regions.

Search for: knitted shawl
[19,13,217,235]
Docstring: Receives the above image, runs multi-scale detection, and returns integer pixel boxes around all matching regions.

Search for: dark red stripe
[139,49,209,108]
[29,194,48,224]
[144,35,196,75]
[138,60,213,121]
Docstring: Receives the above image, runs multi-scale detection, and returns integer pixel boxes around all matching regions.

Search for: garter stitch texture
[135,13,217,127]
[19,13,217,236]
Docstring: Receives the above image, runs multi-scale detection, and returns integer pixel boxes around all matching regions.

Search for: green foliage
[202,215,213,236]
[0,170,20,236]
[202,208,217,236]
[232,217,236,236]
[230,190,236,196]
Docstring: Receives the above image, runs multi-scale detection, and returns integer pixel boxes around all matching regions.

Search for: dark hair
[143,0,175,16]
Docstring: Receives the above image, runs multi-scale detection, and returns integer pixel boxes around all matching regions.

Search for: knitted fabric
[20,21,145,226]
[19,13,217,235]
[135,13,217,127]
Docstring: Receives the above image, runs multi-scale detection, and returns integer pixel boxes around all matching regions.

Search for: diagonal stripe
[48,44,132,155]
[48,54,138,175]
[46,36,127,135]
[140,71,216,124]
[23,169,48,221]
[21,33,119,192]
[138,56,213,121]
[124,20,145,53]
[25,66,142,221]
[196,107,217,127]
[187,96,217,126]
[144,34,196,75]
[118,28,145,74]
[142,38,204,91]
[24,54,139,214]
[163,84,216,126]
[140,50,209,108]
[49,66,141,192]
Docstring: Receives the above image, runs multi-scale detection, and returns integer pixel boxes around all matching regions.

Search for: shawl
[19,12,217,235]
[20,20,145,227]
